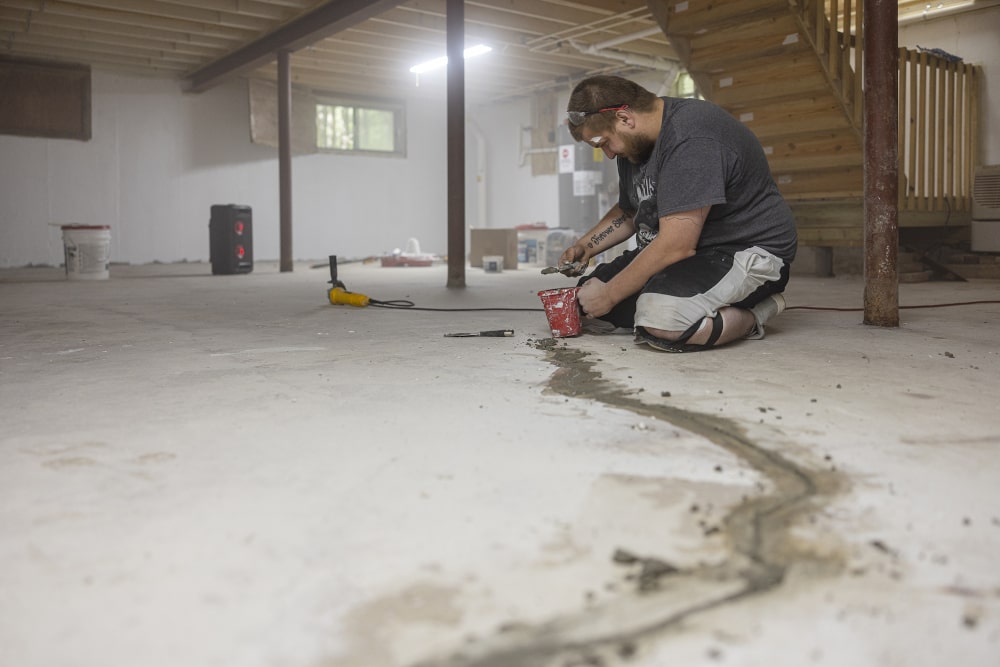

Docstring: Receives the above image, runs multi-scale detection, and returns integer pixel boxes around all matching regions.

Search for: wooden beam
[0,17,223,57]
[186,0,409,92]
[4,29,210,66]
[1,0,254,39]
[48,0,273,32]
[152,0,294,22]
[2,42,192,73]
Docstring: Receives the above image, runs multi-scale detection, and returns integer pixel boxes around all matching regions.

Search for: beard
[619,131,656,165]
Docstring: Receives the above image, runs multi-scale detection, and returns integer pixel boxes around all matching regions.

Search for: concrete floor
[2,259,999,667]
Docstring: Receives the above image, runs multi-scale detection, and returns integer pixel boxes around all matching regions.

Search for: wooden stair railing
[899,46,980,217]
[648,0,981,246]
[649,0,865,208]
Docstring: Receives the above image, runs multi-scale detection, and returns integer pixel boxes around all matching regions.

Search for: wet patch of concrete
[322,582,465,667]
[418,340,846,667]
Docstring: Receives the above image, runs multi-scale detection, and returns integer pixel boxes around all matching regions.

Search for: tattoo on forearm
[587,214,628,249]
[589,225,612,248]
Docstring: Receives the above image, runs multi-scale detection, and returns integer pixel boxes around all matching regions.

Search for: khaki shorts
[580,245,789,336]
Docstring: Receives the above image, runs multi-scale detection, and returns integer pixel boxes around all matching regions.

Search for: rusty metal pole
[862,0,898,326]
[445,0,466,288]
[278,50,293,273]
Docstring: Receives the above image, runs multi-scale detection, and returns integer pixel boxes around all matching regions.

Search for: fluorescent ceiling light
[409,56,448,74]
[463,44,492,59]
[409,44,492,74]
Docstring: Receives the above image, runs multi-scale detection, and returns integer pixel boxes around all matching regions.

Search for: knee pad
[635,313,724,353]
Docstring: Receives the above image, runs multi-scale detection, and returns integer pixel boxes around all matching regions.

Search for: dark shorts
[579,244,790,331]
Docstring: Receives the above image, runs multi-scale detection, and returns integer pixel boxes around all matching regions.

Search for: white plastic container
[971,220,1000,252]
[483,255,504,273]
[62,225,111,280]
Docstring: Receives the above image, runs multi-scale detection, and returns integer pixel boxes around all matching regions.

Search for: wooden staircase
[648,0,981,249]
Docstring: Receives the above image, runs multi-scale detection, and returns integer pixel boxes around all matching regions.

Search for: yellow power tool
[328,286,370,307]
[326,255,371,306]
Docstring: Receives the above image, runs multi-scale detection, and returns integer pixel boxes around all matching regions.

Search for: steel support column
[278,50,293,273]
[862,0,899,326]
[446,0,466,288]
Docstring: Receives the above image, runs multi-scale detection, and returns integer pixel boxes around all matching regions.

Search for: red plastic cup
[537,287,582,338]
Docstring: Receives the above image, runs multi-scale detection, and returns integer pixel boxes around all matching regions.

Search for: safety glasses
[566,104,629,126]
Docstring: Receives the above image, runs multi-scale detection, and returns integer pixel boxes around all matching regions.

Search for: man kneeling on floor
[560,75,797,352]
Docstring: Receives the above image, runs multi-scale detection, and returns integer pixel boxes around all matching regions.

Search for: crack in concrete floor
[419,341,847,667]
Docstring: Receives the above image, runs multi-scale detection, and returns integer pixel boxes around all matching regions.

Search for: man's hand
[577,278,615,318]
[558,244,588,276]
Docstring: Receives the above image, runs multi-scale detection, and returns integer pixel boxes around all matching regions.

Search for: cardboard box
[470,229,519,268]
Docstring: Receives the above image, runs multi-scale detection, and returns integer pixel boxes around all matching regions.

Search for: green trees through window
[316,101,403,155]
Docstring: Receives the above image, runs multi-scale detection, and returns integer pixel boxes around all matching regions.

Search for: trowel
[540,261,584,276]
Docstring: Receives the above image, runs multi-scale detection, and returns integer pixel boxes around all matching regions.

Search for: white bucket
[62,225,111,280]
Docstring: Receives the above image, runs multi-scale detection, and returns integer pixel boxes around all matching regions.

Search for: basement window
[316,99,405,156]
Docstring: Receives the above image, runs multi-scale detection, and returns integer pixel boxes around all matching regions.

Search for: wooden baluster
[853,0,864,127]
[907,50,918,210]
[898,47,906,210]
[945,60,956,212]
[842,0,854,103]
[916,50,927,211]
[829,0,839,75]
[929,54,939,211]
[816,0,826,56]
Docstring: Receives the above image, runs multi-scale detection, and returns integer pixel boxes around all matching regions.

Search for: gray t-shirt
[618,97,797,262]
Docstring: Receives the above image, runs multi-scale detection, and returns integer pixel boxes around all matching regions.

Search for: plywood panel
[248,78,317,155]
[0,58,91,140]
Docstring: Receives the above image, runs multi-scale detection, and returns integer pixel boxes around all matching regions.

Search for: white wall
[0,71,459,267]
[0,68,564,268]
[899,5,1000,165]
[468,97,560,232]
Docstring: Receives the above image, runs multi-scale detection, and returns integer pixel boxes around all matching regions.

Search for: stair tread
[662,0,789,36]
[943,264,1000,279]
[899,271,933,283]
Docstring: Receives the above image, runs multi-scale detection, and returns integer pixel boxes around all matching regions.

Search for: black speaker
[209,204,253,275]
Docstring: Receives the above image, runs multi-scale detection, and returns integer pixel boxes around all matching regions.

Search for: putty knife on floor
[444,329,514,337]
